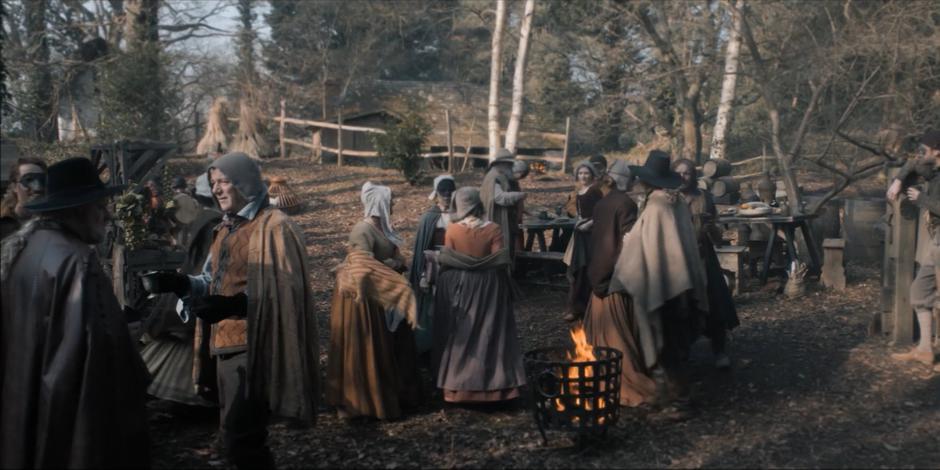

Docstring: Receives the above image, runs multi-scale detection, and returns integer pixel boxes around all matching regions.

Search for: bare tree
[504,0,535,155]
[487,0,507,159]
[709,0,743,161]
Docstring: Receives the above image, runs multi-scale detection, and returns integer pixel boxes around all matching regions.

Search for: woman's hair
[671,158,697,178]
[8,158,47,184]
[1,158,48,216]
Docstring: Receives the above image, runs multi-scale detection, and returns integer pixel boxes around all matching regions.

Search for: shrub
[372,111,430,185]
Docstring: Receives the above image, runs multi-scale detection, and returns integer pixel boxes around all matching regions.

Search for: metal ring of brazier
[523,346,623,444]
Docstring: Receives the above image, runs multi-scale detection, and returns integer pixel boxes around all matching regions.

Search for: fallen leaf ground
[152,156,939,469]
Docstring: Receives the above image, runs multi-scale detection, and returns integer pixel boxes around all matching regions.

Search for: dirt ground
[151,156,939,469]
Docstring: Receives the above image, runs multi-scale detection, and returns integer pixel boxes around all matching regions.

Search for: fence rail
[266,100,571,172]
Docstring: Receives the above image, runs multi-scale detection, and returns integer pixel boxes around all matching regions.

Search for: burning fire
[554,326,607,424]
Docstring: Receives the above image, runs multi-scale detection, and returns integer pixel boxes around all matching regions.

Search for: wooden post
[312,128,321,163]
[279,98,286,158]
[445,110,454,172]
[561,116,571,174]
[890,197,918,346]
[337,111,344,167]
[821,238,846,291]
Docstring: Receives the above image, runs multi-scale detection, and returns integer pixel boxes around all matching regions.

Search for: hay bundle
[230,99,272,160]
[267,176,303,212]
[196,98,229,158]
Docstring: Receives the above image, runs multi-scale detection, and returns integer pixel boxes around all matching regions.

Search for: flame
[554,326,607,424]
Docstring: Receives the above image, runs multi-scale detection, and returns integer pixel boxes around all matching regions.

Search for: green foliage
[97,43,177,141]
[372,111,430,186]
[114,190,148,250]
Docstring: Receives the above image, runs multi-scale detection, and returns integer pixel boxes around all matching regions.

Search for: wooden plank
[272,116,386,134]
[445,109,454,172]
[562,117,571,174]
[279,98,286,158]
[890,197,918,346]
[284,138,315,149]
[432,129,567,141]
[337,111,344,167]
[312,129,321,163]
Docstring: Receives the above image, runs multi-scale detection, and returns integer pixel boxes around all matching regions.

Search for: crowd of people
[1,129,937,468]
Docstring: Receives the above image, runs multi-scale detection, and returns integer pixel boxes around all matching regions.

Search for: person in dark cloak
[143,152,320,469]
[479,148,527,262]
[673,158,740,369]
[1,157,151,468]
[432,187,526,404]
[410,175,457,356]
[583,159,658,406]
[562,160,605,322]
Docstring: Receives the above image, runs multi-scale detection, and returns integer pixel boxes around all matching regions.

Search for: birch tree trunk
[709,0,744,160]
[487,0,508,160]
[504,0,535,155]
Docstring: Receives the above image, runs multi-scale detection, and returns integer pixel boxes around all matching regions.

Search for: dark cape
[1,221,151,468]
[409,207,444,354]
[432,247,526,402]
[565,183,604,316]
[480,169,517,258]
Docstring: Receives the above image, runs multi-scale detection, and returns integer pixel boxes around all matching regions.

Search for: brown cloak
[1,222,151,468]
[193,207,320,423]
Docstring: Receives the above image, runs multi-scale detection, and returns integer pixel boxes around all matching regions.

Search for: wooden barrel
[710,176,740,198]
[702,158,732,178]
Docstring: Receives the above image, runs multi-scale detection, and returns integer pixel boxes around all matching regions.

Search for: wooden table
[519,216,576,252]
[717,213,821,285]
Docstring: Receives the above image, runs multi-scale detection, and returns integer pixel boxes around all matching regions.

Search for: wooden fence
[271,101,571,172]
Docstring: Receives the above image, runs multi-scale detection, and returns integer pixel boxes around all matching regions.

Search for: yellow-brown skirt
[326,288,421,420]
[583,292,657,407]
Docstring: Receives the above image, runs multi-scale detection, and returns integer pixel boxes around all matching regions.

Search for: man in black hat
[0,157,151,468]
[480,148,527,260]
[887,130,940,371]
[608,150,708,413]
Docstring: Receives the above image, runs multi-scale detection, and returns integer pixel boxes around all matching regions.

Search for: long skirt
[326,288,421,420]
[432,268,526,403]
[565,230,593,316]
[583,292,658,407]
[140,333,214,407]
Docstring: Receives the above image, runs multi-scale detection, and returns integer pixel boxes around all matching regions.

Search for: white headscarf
[361,181,402,246]
[427,174,456,200]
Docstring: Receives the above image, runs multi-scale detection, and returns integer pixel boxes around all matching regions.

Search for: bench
[515,251,566,288]
[715,245,747,294]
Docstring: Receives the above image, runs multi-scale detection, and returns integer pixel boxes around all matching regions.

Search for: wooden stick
[446,109,454,172]
[562,117,571,174]
[462,116,476,173]
[337,111,344,167]
[279,98,286,159]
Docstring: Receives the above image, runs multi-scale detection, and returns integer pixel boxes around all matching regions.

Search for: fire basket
[523,329,623,446]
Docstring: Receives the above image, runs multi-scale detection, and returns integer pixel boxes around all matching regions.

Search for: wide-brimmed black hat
[629,150,682,190]
[25,157,125,212]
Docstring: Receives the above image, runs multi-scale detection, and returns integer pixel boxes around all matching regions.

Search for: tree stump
[821,238,846,291]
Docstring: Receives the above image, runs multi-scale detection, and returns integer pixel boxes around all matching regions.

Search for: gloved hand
[190,293,248,324]
[140,271,190,296]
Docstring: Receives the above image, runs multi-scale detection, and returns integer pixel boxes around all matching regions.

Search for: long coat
[0,221,151,468]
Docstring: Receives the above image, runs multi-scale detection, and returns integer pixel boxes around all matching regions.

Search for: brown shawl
[335,249,417,328]
[609,190,708,367]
